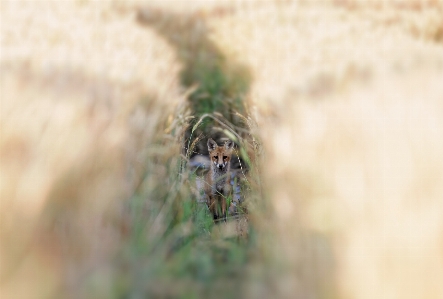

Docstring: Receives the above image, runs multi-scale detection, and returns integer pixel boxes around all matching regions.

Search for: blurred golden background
[1,1,443,298]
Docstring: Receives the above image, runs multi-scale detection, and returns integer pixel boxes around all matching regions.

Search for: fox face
[207,138,234,171]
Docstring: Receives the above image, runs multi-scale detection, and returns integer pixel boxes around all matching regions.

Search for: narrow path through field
[137,8,252,156]
[130,6,262,298]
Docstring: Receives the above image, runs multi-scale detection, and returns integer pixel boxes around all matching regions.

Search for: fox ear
[207,138,217,152]
[224,140,234,150]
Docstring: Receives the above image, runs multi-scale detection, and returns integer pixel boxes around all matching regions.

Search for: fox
[205,138,234,221]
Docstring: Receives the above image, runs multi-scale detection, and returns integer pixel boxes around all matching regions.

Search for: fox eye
[223,156,227,160]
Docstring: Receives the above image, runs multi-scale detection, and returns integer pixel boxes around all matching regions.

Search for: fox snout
[215,161,227,170]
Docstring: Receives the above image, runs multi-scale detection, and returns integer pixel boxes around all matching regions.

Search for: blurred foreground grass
[1,1,443,299]
[1,1,266,298]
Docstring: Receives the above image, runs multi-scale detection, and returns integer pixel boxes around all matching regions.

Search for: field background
[1,1,443,299]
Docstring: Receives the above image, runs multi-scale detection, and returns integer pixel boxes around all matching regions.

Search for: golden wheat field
[1,1,443,298]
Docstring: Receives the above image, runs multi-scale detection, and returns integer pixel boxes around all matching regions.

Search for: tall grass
[211,2,443,298]
[1,2,267,298]
[123,7,269,298]
[2,1,443,299]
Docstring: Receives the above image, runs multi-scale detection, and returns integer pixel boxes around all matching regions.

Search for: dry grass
[1,1,183,297]
[2,1,443,298]
[210,1,443,298]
